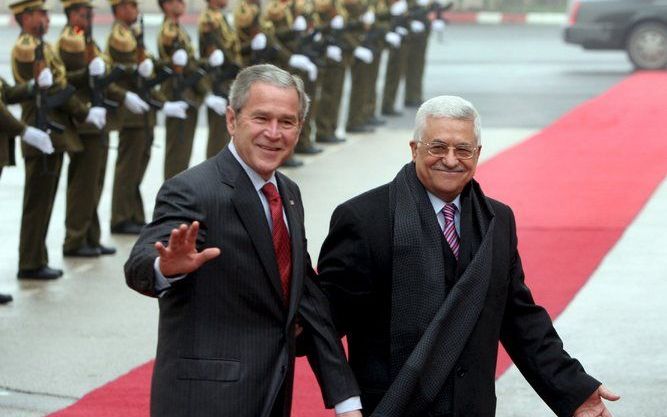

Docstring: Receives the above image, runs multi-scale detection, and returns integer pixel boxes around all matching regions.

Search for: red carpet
[48,72,667,416]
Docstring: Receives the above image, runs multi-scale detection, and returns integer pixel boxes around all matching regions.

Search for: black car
[564,0,667,70]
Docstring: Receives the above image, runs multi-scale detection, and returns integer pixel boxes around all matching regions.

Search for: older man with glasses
[317,95,620,417]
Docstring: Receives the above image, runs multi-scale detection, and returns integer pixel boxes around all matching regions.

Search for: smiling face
[226,82,302,180]
[410,116,481,202]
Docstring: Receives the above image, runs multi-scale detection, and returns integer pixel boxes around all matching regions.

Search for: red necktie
[443,203,460,260]
[261,183,292,304]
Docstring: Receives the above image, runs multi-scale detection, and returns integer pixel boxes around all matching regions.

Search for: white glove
[410,20,426,33]
[326,45,342,62]
[417,0,429,6]
[124,91,150,114]
[395,26,409,36]
[37,68,53,88]
[306,61,318,81]
[21,126,54,154]
[172,49,188,67]
[163,100,188,119]
[251,33,267,50]
[362,10,375,25]
[330,15,344,30]
[205,94,227,116]
[138,58,154,78]
[390,0,407,16]
[353,46,373,64]
[431,19,446,32]
[208,49,225,67]
[385,31,401,48]
[288,54,312,72]
[88,57,106,77]
[314,32,323,42]
[292,15,307,31]
[85,106,107,130]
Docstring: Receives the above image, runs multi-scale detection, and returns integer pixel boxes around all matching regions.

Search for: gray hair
[229,64,310,121]
[412,95,482,145]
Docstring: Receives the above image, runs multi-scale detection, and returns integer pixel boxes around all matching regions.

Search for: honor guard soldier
[105,0,186,235]
[58,0,123,257]
[157,0,212,180]
[342,0,376,133]
[312,0,348,144]
[198,0,241,159]
[363,0,392,127]
[11,0,107,280]
[2,78,51,304]
[403,0,446,106]
[263,0,322,156]
[381,0,408,116]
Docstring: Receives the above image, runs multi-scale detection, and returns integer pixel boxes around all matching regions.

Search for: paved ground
[1,24,660,416]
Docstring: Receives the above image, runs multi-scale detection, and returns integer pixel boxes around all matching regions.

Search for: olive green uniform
[364,0,389,122]
[57,24,125,252]
[0,78,32,177]
[343,0,374,130]
[105,19,161,229]
[312,1,349,141]
[403,1,430,105]
[158,17,208,180]
[12,32,90,271]
[198,6,242,159]
[381,1,409,114]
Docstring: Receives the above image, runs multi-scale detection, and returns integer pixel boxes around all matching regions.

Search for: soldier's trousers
[382,42,408,113]
[365,50,384,121]
[315,61,346,140]
[206,108,230,159]
[296,75,318,151]
[111,126,153,227]
[164,106,199,180]
[19,153,63,270]
[64,133,108,252]
[405,31,429,105]
[347,58,373,129]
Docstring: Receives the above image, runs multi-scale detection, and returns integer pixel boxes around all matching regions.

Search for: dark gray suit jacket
[125,148,359,417]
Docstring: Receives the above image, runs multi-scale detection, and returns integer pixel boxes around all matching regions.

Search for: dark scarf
[372,163,495,417]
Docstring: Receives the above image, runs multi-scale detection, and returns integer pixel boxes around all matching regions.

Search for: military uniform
[364,0,389,124]
[105,0,162,232]
[403,0,429,106]
[343,0,373,132]
[157,16,208,180]
[198,4,241,159]
[58,0,124,255]
[10,0,90,275]
[313,0,350,142]
[381,0,409,115]
[0,78,32,177]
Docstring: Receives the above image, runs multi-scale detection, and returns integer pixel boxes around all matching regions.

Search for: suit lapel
[277,174,304,323]
[220,149,285,304]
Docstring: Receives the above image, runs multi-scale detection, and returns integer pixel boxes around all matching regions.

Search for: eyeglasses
[419,140,479,160]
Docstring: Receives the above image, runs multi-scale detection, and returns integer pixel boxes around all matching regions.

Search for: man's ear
[409,140,418,162]
[226,106,236,136]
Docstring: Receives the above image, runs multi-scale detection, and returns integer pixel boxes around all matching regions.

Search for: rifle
[34,24,75,174]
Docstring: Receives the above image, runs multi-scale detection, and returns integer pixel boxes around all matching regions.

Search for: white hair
[412,95,481,145]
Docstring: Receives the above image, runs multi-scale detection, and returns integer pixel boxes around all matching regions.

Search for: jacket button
[456,367,467,377]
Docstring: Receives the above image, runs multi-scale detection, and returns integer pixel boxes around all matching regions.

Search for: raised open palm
[155,221,220,277]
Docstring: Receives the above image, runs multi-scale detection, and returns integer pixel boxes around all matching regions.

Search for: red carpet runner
[49,72,667,416]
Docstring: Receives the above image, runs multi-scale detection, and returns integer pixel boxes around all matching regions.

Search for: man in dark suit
[125,64,361,417]
[317,95,620,417]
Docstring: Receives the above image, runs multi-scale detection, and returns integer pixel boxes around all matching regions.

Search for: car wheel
[626,22,667,70]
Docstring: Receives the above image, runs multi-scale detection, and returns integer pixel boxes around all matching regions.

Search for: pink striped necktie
[442,203,460,260]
